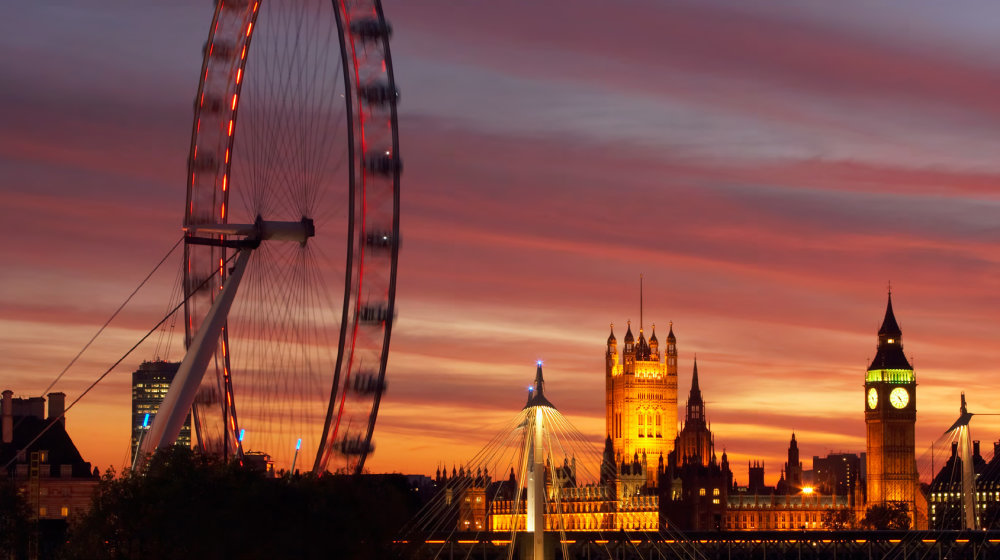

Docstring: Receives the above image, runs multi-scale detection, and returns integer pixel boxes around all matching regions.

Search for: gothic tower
[864,292,919,522]
[606,321,678,486]
[784,433,803,491]
[674,359,714,467]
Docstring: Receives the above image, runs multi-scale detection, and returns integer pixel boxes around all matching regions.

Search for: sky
[2,0,1000,485]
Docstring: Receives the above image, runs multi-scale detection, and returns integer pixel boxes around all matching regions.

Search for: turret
[785,432,803,490]
[648,324,659,359]
[606,324,617,374]
[666,322,677,370]
[623,321,635,374]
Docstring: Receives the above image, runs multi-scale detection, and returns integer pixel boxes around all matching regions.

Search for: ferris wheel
[139,0,400,475]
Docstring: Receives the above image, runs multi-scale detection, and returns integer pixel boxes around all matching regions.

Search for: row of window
[38,506,70,517]
[637,412,663,438]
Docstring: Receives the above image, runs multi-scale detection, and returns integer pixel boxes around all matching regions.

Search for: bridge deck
[395,530,1000,559]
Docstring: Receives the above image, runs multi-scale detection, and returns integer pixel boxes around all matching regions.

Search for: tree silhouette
[0,477,29,558]
[860,502,911,530]
[65,446,419,559]
[821,508,854,530]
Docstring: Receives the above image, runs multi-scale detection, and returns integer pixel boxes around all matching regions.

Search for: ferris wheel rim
[180,0,401,474]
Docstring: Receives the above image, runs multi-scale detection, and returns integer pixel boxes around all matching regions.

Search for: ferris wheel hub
[186,218,315,245]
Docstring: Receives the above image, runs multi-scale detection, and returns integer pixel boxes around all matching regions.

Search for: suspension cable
[40,236,184,396]
[2,248,242,472]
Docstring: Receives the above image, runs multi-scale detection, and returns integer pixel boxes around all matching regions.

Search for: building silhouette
[0,390,99,521]
[131,360,190,463]
[659,360,731,530]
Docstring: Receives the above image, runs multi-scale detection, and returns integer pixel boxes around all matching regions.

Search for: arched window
[638,413,644,437]
[655,413,662,437]
[646,413,653,437]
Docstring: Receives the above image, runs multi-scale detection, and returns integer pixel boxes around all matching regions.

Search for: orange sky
[3,0,1000,486]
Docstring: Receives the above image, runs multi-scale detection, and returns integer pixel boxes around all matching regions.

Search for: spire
[690,357,702,401]
[878,291,902,338]
[869,291,912,370]
[524,361,555,410]
[624,321,634,343]
[649,324,658,344]
[666,321,675,343]
[607,323,616,345]
[685,358,705,424]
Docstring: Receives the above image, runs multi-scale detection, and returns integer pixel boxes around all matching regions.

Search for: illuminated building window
[699,488,706,496]
[61,506,69,517]
[713,488,720,496]
[39,507,47,517]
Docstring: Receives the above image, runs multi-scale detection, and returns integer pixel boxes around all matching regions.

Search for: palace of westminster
[435,293,1000,532]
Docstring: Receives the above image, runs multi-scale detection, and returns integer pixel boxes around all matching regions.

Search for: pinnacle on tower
[689,358,703,404]
[869,292,912,370]
[878,292,902,338]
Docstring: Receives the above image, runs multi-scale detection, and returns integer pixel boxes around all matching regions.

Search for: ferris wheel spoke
[179,0,399,474]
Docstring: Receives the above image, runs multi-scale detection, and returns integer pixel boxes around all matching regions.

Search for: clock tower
[864,292,922,526]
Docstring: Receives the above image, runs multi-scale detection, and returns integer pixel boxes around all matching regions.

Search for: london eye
[139,0,400,475]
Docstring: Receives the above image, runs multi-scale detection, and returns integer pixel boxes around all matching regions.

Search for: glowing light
[239,429,245,442]
[536,359,543,366]
[295,438,302,450]
[142,413,150,428]
[888,338,895,343]
[802,486,814,494]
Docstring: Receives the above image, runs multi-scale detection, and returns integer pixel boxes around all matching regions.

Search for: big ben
[864,292,922,526]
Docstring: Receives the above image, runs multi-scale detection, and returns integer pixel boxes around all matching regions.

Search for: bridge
[396,530,1000,559]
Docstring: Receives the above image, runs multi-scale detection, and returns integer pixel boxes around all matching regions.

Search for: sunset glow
[2,0,999,489]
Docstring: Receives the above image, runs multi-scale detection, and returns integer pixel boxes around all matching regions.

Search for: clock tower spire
[864,290,924,528]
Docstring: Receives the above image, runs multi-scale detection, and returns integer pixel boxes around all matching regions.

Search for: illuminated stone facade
[606,321,678,486]
[487,459,658,532]
[724,492,854,530]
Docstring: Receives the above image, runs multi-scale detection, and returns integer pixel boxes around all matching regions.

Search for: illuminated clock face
[889,387,909,409]
[867,388,878,409]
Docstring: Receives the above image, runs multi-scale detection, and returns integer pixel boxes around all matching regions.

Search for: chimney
[47,392,65,426]
[2,390,12,444]
[974,440,981,458]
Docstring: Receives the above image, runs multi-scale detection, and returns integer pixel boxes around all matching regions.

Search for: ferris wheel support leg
[137,248,253,468]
